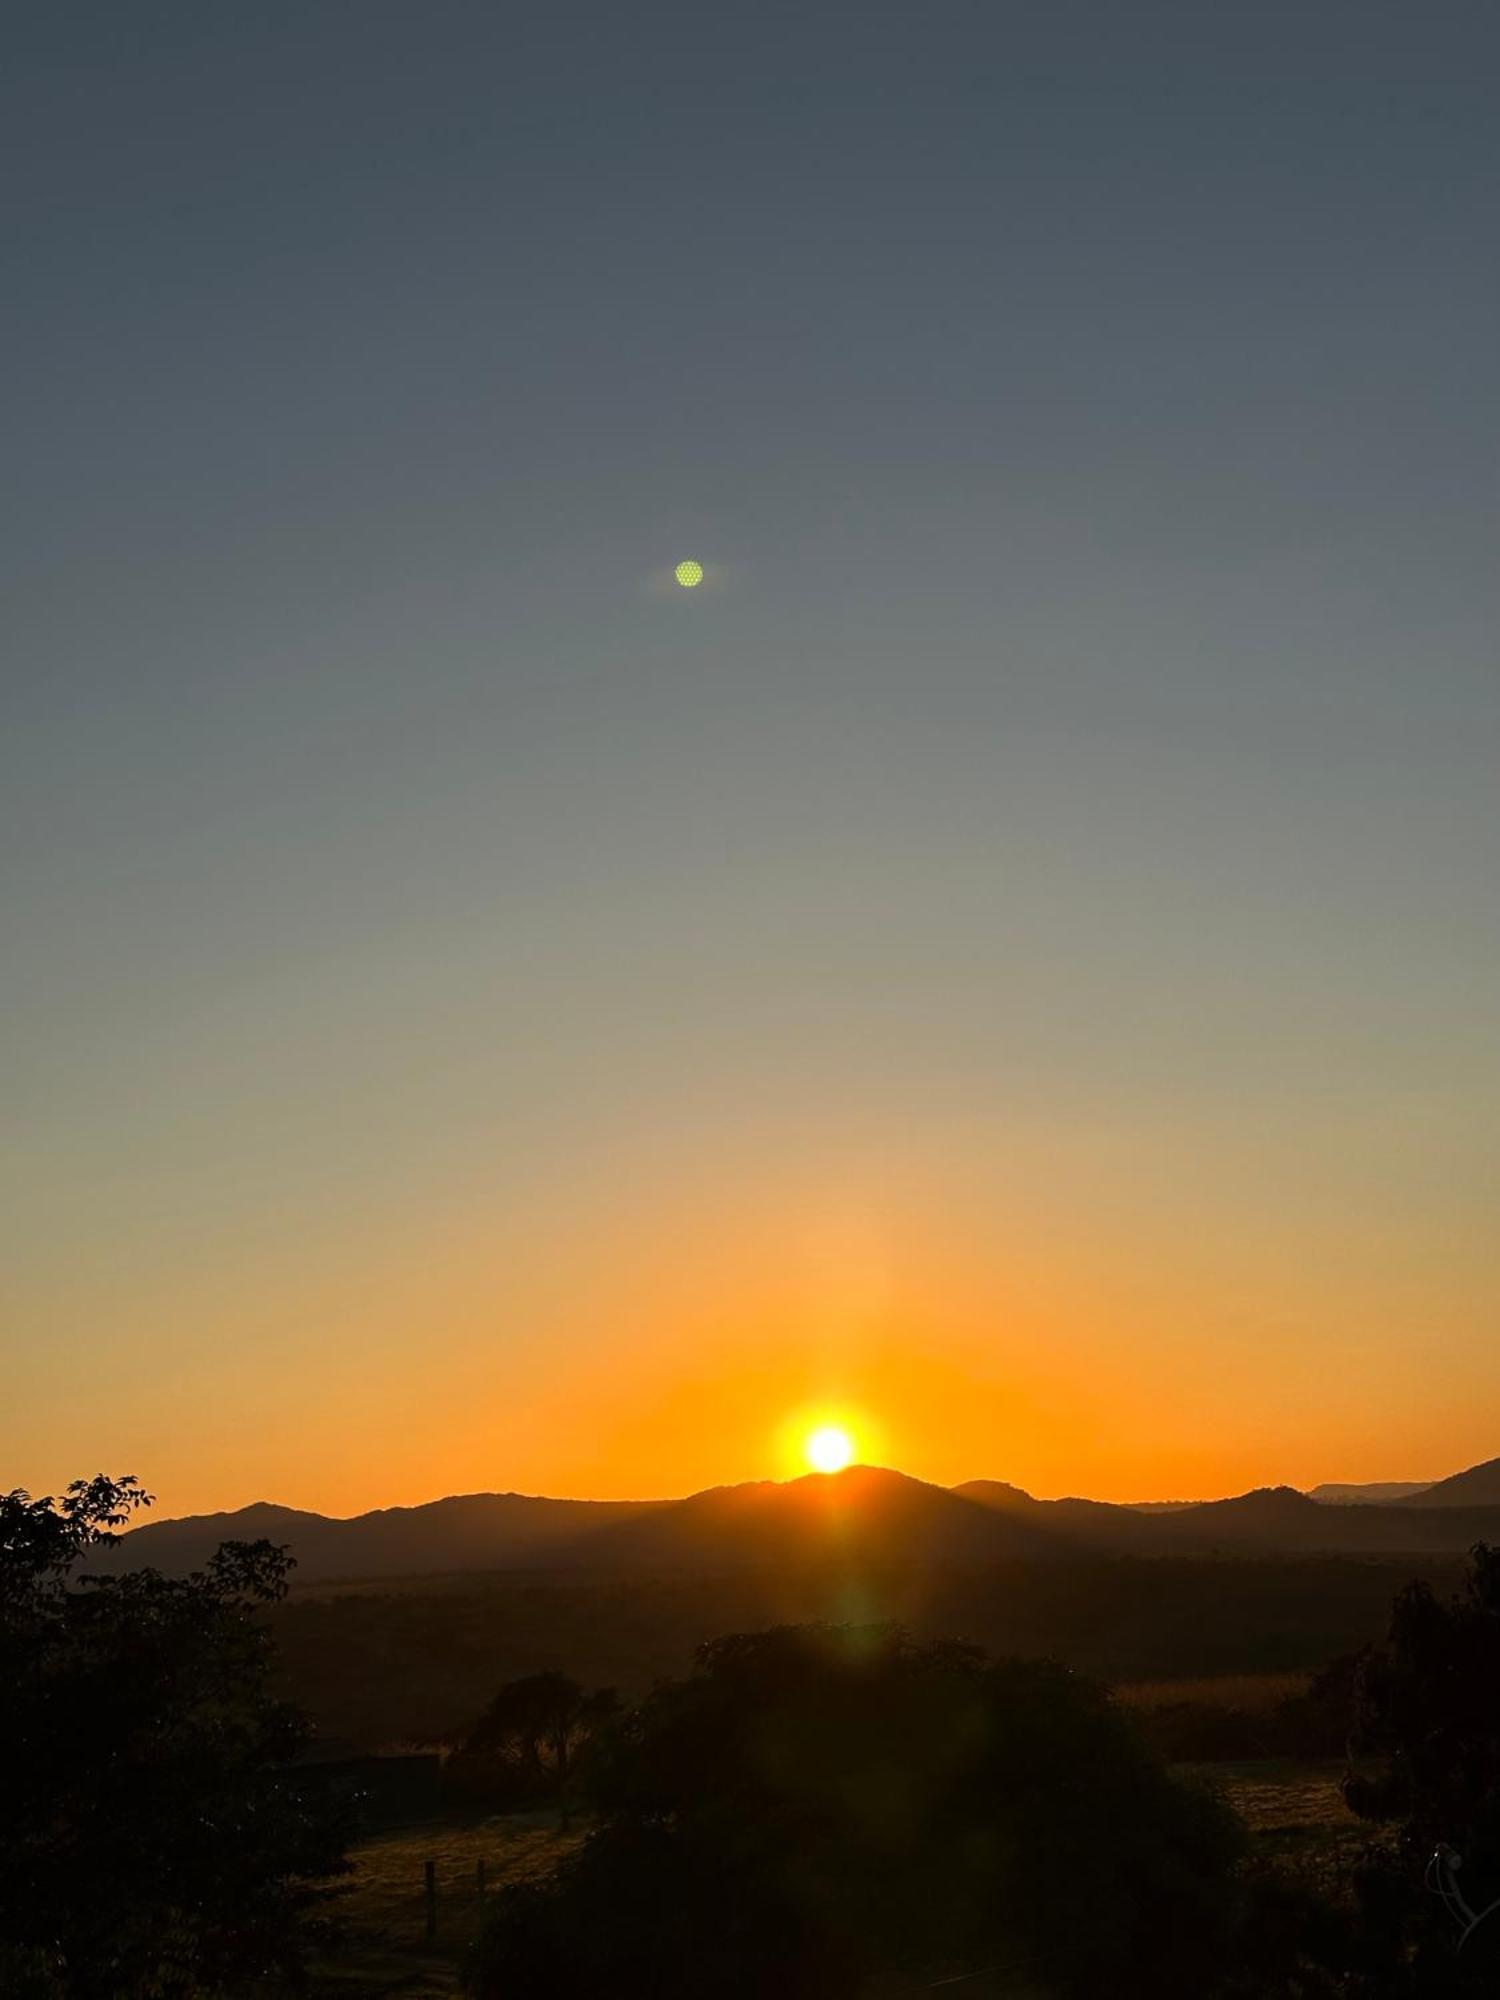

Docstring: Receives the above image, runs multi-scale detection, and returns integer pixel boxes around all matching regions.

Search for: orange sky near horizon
[9,1096,1487,1521]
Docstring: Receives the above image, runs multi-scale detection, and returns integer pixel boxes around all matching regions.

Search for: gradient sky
[4,2,1497,1518]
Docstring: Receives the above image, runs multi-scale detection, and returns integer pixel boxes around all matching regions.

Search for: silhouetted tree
[447,1670,619,1824]
[0,1475,347,1997]
[467,1622,1248,1997]
[1340,1543,1500,1992]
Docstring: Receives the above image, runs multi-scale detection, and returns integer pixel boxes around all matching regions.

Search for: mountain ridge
[1308,1481,1435,1505]
[1392,1454,1500,1509]
[86,1453,1500,1584]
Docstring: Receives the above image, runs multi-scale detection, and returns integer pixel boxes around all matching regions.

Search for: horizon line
[109,1459,1454,1531]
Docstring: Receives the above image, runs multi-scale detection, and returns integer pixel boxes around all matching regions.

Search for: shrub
[467,1623,1248,1997]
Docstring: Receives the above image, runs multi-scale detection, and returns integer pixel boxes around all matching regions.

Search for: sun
[805,1424,855,1474]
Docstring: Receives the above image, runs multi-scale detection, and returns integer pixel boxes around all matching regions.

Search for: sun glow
[805,1424,855,1474]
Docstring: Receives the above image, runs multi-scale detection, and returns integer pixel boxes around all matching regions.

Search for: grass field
[1205,1758,1356,1833]
[310,1811,580,1997]
[1115,1671,1311,1714]
[1197,1756,1379,1922]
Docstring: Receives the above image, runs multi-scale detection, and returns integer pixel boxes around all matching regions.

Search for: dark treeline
[271,1552,1463,1745]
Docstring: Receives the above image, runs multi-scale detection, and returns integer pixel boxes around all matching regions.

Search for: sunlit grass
[312,1812,581,1994]
[1114,1672,1310,1713]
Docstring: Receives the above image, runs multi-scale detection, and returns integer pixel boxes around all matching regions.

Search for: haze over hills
[88,1455,1500,1585]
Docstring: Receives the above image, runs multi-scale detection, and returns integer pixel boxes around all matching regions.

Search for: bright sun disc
[674,558,704,587]
[805,1425,854,1474]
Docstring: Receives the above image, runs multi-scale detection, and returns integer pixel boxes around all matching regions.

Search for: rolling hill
[85,1490,663,1581]
[87,1449,1500,1584]
[570,1465,1070,1571]
[1392,1454,1500,1508]
[1308,1480,1435,1504]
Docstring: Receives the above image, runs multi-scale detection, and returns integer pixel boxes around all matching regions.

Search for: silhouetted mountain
[961,1479,1500,1557]
[1309,1480,1435,1505]
[1142,1484,1500,1554]
[572,1465,1069,1572]
[1393,1454,1500,1508]
[951,1479,1036,1511]
[1144,1486,1328,1546]
[953,1480,1153,1551]
[956,1479,1364,1550]
[93,1459,1500,1585]
[87,1491,663,1581]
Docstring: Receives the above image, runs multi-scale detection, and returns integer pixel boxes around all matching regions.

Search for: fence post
[424,1858,437,1943]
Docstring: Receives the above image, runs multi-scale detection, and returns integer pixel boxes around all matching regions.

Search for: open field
[1207,1758,1357,1833]
[1115,1671,1312,1715]
[1197,1757,1380,1923]
[311,1813,580,1997]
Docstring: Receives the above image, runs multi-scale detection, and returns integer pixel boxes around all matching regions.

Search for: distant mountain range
[87,1493,661,1581]
[1306,1481,1435,1505]
[86,1454,1500,1586]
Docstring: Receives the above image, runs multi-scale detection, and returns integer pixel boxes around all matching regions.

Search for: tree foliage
[1341,1543,1500,1993]
[468,1622,1248,1997]
[445,1670,619,1817]
[0,1475,347,1997]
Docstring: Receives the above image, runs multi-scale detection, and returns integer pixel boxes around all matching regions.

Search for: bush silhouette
[468,1622,1246,1997]
[1342,1543,1500,1991]
[445,1669,619,1819]
[0,1476,347,1998]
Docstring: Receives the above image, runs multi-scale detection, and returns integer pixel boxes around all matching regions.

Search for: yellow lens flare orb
[805,1424,855,1475]
[674,558,704,588]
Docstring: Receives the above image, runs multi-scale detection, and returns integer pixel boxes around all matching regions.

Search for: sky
[3,2,1497,1519]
